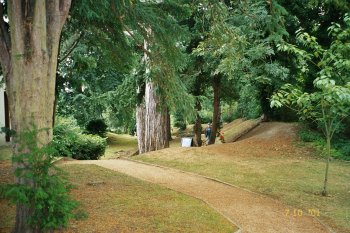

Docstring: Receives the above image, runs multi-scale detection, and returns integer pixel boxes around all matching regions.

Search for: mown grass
[134,150,350,233]
[102,133,138,159]
[0,163,237,232]
[0,146,12,161]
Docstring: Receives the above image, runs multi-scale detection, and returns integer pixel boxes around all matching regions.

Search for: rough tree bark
[208,75,221,145]
[0,1,71,232]
[136,31,169,154]
[137,82,169,154]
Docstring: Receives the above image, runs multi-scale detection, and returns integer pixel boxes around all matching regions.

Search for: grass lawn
[102,133,138,159]
[134,146,350,233]
[0,162,237,233]
[0,146,12,161]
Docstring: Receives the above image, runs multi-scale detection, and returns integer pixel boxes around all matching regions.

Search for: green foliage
[221,103,237,123]
[72,134,107,160]
[52,118,107,160]
[271,15,350,195]
[173,111,187,131]
[85,119,108,137]
[272,14,350,140]
[298,126,324,143]
[332,139,350,160]
[298,126,350,161]
[236,84,262,119]
[191,0,289,121]
[0,128,80,231]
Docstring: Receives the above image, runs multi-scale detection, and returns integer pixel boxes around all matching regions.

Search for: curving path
[65,159,333,233]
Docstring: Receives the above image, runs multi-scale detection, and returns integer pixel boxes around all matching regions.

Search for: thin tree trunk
[0,1,71,232]
[193,99,202,147]
[209,75,221,145]
[322,136,331,196]
[136,103,146,153]
[167,111,172,141]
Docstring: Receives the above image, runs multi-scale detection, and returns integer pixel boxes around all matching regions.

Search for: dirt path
[66,159,333,233]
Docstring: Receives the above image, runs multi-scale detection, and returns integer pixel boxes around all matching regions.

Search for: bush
[72,134,107,160]
[85,119,108,137]
[333,139,350,161]
[1,128,81,231]
[298,125,350,160]
[52,117,107,160]
[298,127,324,143]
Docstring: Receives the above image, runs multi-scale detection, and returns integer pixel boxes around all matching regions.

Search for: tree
[0,0,72,232]
[271,14,350,196]
[193,0,289,143]
[63,0,192,153]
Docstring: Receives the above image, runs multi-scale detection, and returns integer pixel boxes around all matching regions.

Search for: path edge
[125,157,335,233]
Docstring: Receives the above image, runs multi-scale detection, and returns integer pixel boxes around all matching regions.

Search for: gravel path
[66,159,333,233]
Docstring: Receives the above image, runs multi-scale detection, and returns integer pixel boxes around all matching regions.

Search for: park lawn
[0,146,12,161]
[0,162,237,233]
[134,146,350,233]
[102,133,138,159]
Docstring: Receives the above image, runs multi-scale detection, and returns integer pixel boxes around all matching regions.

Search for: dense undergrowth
[298,125,350,161]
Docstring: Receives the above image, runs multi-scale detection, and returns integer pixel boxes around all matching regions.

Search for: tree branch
[110,1,152,57]
[58,32,83,64]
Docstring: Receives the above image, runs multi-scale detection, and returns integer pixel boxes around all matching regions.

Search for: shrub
[298,127,324,143]
[52,117,107,160]
[298,125,350,160]
[333,139,350,161]
[85,119,108,137]
[52,118,80,158]
[1,128,81,231]
[71,134,107,160]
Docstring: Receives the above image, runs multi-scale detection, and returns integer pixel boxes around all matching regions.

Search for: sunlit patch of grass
[0,146,12,161]
[102,133,138,159]
[134,150,350,233]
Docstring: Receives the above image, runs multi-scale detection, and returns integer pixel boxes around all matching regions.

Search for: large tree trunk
[208,75,221,145]
[137,82,169,154]
[0,1,71,232]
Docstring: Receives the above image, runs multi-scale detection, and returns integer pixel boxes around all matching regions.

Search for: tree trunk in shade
[167,111,172,141]
[208,75,221,145]
[193,99,202,147]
